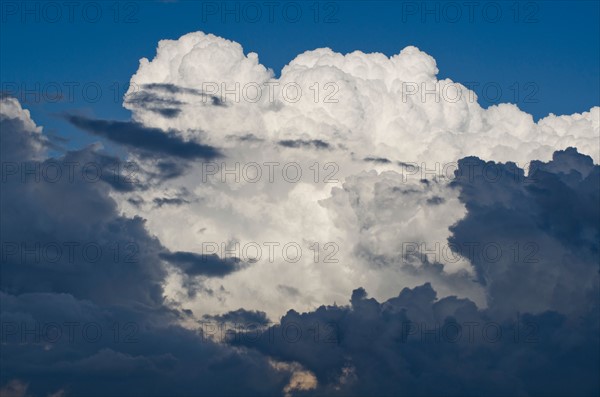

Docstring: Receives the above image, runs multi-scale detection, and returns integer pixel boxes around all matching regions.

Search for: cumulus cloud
[110,32,600,324]
[2,29,599,396]
[0,96,295,396]
[124,32,599,165]
[219,150,598,396]
[232,282,599,396]
[0,291,293,397]
[448,148,600,317]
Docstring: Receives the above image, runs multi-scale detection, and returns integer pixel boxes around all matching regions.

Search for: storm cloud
[1,28,599,397]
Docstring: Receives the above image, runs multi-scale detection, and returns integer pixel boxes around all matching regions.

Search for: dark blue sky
[1,0,598,148]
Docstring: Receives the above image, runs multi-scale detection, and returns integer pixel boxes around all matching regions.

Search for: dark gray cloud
[232,282,599,396]
[141,83,207,98]
[65,115,221,160]
[125,90,186,107]
[0,100,291,396]
[228,133,265,143]
[203,308,270,326]
[124,86,186,118]
[125,83,226,114]
[426,195,445,205]
[152,160,188,180]
[152,197,189,207]
[1,117,165,307]
[151,188,192,208]
[363,156,391,164]
[0,292,290,397]
[159,251,246,277]
[448,148,599,317]
[150,107,182,118]
[278,139,331,150]
[127,195,145,207]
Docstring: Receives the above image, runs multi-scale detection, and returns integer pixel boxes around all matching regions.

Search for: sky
[1,1,599,397]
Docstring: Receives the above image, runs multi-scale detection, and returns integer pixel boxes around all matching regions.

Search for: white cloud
[0,96,42,134]
[125,31,599,165]
[113,31,597,319]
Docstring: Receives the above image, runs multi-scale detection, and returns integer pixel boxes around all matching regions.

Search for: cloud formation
[0,97,294,396]
[1,29,598,396]
[111,32,600,323]
[65,115,221,160]
[232,282,599,396]
[125,32,599,165]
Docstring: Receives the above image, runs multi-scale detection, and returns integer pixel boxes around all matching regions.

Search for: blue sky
[1,0,598,148]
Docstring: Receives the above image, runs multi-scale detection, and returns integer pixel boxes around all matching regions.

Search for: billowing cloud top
[125,32,599,165]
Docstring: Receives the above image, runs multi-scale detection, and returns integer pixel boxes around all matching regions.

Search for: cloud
[123,83,227,118]
[1,100,166,307]
[278,139,331,150]
[0,380,30,397]
[124,32,599,165]
[110,32,600,325]
[0,292,292,397]
[448,147,600,317]
[363,156,392,164]
[203,308,270,326]
[2,28,599,396]
[159,251,246,277]
[152,197,189,207]
[112,32,599,394]
[231,283,599,396]
[0,97,294,396]
[65,115,222,160]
